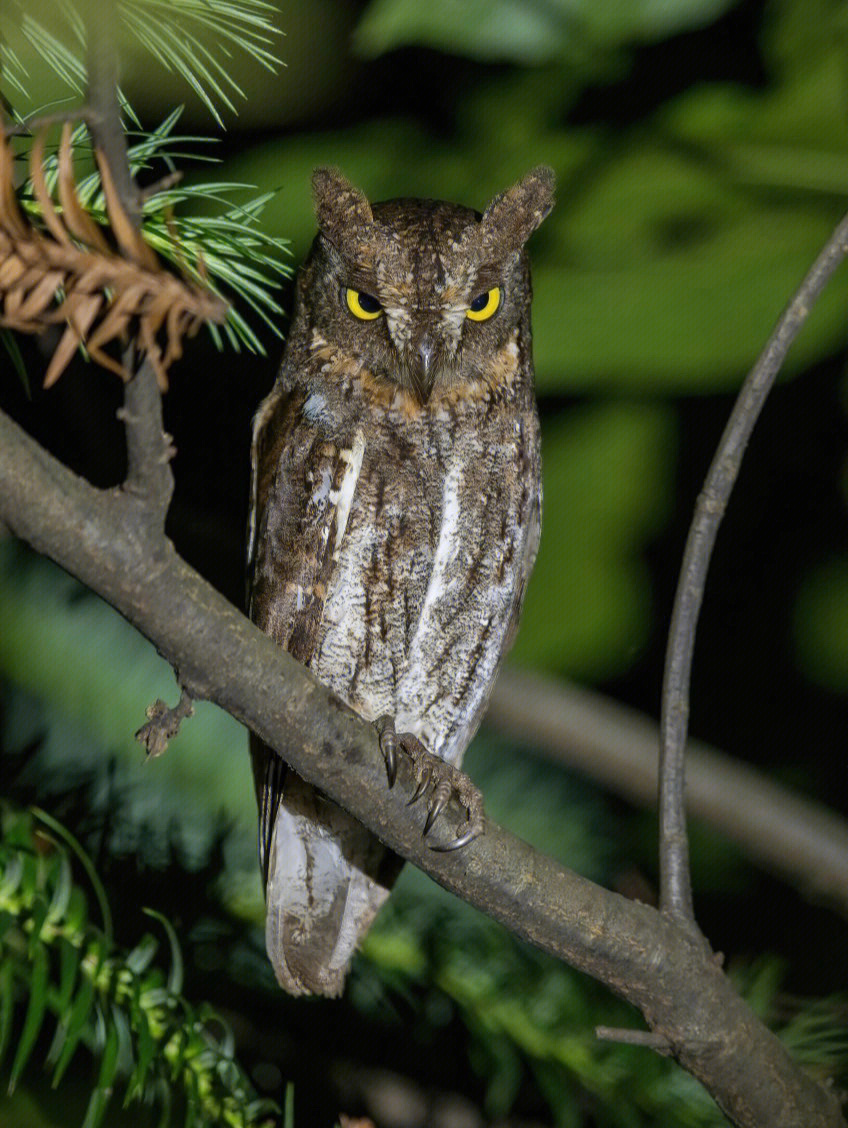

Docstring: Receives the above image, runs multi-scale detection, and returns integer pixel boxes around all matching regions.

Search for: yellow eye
[466,286,501,321]
[346,288,383,320]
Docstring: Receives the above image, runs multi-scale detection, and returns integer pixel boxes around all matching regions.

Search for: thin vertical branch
[84,4,140,225]
[83,5,173,521]
[658,209,848,920]
[116,346,175,518]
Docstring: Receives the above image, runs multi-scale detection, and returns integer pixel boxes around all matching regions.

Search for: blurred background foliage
[2,0,848,1124]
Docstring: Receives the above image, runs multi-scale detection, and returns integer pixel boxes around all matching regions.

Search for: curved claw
[385,745,397,788]
[423,783,450,835]
[407,770,430,806]
[430,822,484,852]
[375,715,398,787]
[374,715,484,850]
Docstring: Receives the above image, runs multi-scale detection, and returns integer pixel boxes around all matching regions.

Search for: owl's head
[298,167,555,403]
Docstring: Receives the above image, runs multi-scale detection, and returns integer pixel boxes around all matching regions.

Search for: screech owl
[247,166,554,996]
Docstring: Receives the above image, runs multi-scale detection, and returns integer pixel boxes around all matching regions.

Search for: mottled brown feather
[249,166,553,995]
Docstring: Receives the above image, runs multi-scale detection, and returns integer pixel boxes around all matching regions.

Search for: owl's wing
[247,385,399,996]
[248,383,355,874]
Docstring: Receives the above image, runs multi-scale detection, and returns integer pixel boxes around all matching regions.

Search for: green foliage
[1,0,290,356]
[12,110,292,355]
[353,0,741,64]
[0,543,257,882]
[0,0,281,125]
[119,0,280,125]
[0,803,280,1127]
[225,0,848,394]
[512,402,676,678]
[129,110,292,351]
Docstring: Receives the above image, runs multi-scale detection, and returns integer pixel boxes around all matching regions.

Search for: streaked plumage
[248,167,554,995]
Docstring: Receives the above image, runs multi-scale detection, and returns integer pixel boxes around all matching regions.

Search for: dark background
[2,0,848,1124]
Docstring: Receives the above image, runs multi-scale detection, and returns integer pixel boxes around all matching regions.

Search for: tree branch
[84,3,141,227]
[84,13,174,526]
[116,357,175,517]
[658,210,848,922]
[488,670,848,915]
[0,408,843,1128]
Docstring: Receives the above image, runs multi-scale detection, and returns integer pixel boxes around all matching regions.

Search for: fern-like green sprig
[0,803,281,1128]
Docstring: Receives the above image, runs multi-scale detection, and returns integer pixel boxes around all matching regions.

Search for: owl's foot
[375,715,484,851]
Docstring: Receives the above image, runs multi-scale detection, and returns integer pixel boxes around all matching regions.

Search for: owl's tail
[252,740,402,996]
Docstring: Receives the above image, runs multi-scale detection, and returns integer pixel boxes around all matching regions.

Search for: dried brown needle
[0,121,228,389]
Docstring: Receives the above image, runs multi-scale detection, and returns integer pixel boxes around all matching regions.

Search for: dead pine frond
[0,121,228,389]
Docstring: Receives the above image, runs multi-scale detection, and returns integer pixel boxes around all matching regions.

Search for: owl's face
[296,168,554,403]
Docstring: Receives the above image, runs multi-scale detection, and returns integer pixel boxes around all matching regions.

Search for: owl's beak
[410,337,437,403]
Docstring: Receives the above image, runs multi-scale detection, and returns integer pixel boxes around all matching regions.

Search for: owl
[247,166,554,996]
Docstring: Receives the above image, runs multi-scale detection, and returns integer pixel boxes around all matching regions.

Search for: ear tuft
[479,166,555,255]
[311,168,373,254]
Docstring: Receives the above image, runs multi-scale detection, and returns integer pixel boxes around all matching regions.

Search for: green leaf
[51,970,95,1087]
[28,896,50,953]
[283,1083,295,1128]
[46,851,73,925]
[530,139,848,393]
[55,937,81,1016]
[8,941,48,1091]
[0,852,25,901]
[124,1004,155,1104]
[81,1016,119,1128]
[143,909,184,995]
[17,850,39,904]
[32,809,112,940]
[63,886,89,937]
[126,933,158,976]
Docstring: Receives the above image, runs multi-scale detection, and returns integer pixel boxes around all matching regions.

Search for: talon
[374,715,485,849]
[375,714,398,787]
[423,780,450,835]
[386,745,397,788]
[430,822,483,852]
[408,773,429,805]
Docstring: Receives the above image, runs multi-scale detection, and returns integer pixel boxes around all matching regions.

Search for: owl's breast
[311,430,437,719]
[312,404,541,765]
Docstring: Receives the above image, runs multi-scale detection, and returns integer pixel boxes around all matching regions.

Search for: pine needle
[0,0,282,126]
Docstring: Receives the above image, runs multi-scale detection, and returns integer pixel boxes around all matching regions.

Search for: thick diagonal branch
[0,410,842,1128]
